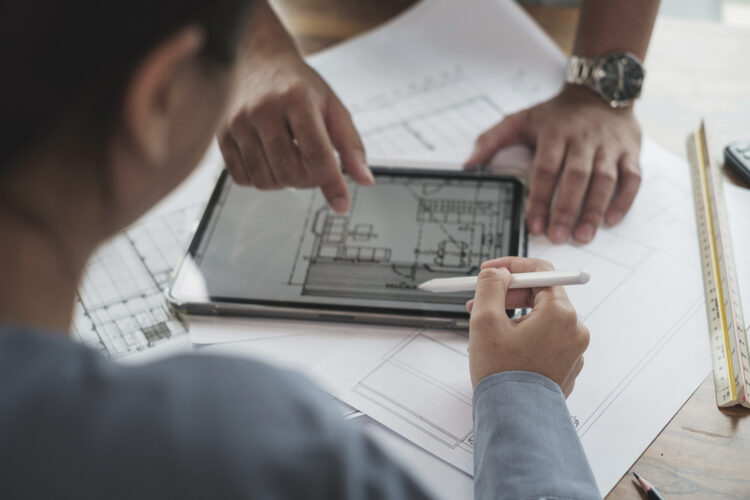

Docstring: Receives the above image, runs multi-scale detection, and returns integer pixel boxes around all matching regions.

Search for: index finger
[470,267,515,332]
[480,257,569,308]
[327,97,373,186]
[289,103,351,213]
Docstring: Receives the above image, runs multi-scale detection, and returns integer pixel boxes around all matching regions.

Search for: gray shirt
[0,327,599,499]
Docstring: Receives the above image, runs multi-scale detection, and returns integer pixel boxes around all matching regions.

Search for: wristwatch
[565,51,645,108]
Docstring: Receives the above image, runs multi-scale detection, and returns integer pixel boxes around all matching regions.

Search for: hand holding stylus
[419,269,590,293]
[466,257,590,396]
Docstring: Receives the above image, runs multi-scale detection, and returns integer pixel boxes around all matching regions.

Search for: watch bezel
[591,51,645,109]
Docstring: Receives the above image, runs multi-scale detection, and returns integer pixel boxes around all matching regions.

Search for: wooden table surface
[270,1,750,498]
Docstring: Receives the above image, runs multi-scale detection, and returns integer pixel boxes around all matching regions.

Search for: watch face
[596,52,644,106]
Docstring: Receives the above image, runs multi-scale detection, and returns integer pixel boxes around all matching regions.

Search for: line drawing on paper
[354,330,475,454]
[73,206,199,359]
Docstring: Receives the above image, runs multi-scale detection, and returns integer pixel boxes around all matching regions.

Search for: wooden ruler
[687,122,750,408]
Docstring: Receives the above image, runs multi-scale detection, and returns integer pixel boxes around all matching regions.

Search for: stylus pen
[418,270,590,293]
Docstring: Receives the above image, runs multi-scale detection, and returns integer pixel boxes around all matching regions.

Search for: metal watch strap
[565,55,595,86]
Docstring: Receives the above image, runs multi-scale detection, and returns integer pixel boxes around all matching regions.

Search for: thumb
[471,268,514,329]
[326,97,374,186]
[464,110,529,168]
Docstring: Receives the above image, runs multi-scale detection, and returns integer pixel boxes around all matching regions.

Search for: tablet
[168,166,525,329]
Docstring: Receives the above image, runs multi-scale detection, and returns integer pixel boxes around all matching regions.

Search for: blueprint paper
[289,0,714,495]
[73,145,221,361]
[314,143,714,492]
[308,0,564,167]
[362,418,474,499]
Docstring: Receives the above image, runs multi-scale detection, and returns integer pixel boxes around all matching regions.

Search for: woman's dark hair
[0,0,253,171]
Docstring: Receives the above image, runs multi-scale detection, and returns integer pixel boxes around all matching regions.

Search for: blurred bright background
[520,0,750,25]
[661,0,750,24]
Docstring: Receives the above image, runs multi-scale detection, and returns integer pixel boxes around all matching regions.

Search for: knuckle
[564,164,590,184]
[304,143,333,166]
[539,128,563,144]
[622,161,642,180]
[593,164,617,185]
[552,205,578,223]
[225,164,244,184]
[283,81,310,103]
[477,267,501,281]
[475,132,493,149]
[292,167,312,187]
[577,324,591,351]
[534,258,555,272]
[582,207,605,223]
[268,135,288,156]
[534,162,559,181]
[253,172,277,190]
[552,301,578,327]
[274,167,297,186]
[229,110,250,132]
[470,309,503,330]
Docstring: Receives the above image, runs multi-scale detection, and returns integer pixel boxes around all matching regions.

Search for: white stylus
[418,270,590,293]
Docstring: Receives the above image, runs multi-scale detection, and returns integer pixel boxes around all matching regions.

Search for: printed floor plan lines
[292,174,515,303]
[348,68,507,159]
[354,330,474,453]
[73,206,199,359]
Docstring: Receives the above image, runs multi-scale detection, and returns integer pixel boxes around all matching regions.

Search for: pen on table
[632,472,666,500]
[418,269,590,293]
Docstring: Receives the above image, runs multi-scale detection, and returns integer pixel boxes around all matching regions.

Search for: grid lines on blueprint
[73,206,200,359]
[349,67,512,158]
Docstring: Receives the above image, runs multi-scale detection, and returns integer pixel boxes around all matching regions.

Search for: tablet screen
[174,169,522,316]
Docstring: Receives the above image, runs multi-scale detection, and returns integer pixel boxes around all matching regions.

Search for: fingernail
[550,224,569,243]
[330,197,349,213]
[607,212,623,225]
[530,216,545,234]
[576,223,595,242]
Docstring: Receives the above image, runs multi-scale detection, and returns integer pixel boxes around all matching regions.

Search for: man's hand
[218,3,372,213]
[465,85,642,244]
[466,257,589,396]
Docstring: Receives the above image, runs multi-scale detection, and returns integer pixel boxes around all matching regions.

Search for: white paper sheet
[362,418,474,499]
[292,0,714,495]
[181,0,746,495]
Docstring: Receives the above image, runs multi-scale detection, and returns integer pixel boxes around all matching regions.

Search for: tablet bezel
[167,166,526,330]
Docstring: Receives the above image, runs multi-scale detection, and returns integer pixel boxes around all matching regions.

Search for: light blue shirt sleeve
[0,328,600,499]
[473,371,600,500]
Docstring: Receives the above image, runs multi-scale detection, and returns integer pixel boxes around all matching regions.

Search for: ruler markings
[688,122,750,407]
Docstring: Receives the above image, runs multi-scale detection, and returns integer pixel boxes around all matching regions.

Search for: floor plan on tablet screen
[194,173,517,310]
[294,175,516,303]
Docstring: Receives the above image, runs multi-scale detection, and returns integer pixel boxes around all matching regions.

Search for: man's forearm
[574,0,660,58]
[242,1,300,59]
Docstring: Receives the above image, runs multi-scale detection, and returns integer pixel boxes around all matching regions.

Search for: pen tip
[632,471,640,480]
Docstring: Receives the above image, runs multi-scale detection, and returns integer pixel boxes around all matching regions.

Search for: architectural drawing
[351,67,507,160]
[73,206,199,359]
[354,331,474,455]
[292,174,516,303]
[306,1,713,493]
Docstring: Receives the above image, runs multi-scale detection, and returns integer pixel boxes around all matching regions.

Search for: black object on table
[725,141,750,187]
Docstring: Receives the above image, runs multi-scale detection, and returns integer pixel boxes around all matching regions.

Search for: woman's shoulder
[0,326,353,497]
